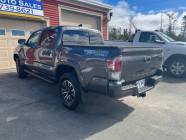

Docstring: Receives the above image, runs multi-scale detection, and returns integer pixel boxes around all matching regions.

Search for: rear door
[35,28,59,75]
[120,47,162,82]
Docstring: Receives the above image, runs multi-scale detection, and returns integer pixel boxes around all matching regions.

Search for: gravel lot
[0,70,186,140]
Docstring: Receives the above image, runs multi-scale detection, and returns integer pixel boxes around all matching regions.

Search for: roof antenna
[79,24,83,27]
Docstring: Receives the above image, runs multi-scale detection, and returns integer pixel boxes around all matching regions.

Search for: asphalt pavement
[0,70,185,140]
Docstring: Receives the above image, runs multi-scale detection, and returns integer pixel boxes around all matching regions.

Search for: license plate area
[136,79,145,93]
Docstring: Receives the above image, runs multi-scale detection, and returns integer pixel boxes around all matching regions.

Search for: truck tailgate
[120,47,162,82]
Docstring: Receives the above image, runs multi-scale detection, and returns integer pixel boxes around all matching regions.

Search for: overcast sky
[95,0,186,34]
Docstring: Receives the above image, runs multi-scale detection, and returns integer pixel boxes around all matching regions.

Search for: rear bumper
[108,75,162,98]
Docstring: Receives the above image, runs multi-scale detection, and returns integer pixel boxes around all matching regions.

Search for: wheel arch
[55,64,82,86]
[13,54,19,61]
[164,54,186,67]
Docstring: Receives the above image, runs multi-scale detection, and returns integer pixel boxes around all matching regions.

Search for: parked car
[106,30,186,78]
[14,26,162,110]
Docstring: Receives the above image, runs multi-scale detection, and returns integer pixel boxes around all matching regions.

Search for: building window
[0,29,5,36]
[12,30,25,36]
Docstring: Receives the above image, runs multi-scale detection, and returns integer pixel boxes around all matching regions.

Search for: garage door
[61,9,101,30]
[0,18,44,69]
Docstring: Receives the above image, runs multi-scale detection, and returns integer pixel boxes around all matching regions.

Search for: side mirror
[155,40,165,44]
[18,39,26,45]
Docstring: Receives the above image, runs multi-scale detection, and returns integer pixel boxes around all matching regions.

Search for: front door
[23,30,42,70]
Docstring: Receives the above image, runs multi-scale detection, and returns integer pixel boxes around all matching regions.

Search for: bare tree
[166,13,175,34]
[182,15,186,37]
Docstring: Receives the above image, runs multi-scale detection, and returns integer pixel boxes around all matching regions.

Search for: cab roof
[34,26,101,34]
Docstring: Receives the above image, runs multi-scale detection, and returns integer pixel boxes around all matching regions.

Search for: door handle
[166,49,171,51]
[144,56,152,63]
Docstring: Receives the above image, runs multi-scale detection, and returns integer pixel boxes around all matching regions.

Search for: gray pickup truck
[14,26,162,110]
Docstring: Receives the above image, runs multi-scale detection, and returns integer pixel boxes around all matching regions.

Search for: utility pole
[129,15,133,36]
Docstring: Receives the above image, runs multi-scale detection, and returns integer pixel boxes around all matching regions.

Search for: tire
[59,73,81,110]
[15,58,27,79]
[167,57,186,78]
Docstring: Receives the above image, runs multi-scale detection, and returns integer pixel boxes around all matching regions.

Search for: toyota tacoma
[14,26,162,110]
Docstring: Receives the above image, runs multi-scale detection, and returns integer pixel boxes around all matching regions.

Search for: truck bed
[63,44,162,88]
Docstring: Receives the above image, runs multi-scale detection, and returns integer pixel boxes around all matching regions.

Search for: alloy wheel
[61,80,76,106]
[170,62,185,76]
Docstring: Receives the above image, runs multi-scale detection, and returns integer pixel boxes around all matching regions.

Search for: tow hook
[138,92,146,98]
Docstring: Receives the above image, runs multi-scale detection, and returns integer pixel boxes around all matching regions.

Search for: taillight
[107,56,122,72]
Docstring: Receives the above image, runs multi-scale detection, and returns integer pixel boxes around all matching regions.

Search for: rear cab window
[89,31,104,45]
[139,32,163,43]
[62,30,89,46]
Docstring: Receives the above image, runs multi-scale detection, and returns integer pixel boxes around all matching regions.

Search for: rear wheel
[167,58,186,78]
[59,73,81,110]
[15,58,27,78]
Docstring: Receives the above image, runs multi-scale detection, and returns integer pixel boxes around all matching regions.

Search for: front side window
[27,31,42,48]
[139,32,162,43]
[158,32,175,42]
[0,29,5,36]
[12,30,25,36]
[89,31,104,45]
[63,30,89,46]
[40,28,58,49]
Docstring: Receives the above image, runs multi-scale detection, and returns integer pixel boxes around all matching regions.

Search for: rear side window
[0,29,5,36]
[89,32,104,45]
[63,30,89,46]
[40,28,58,48]
[139,32,162,43]
[12,30,25,36]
